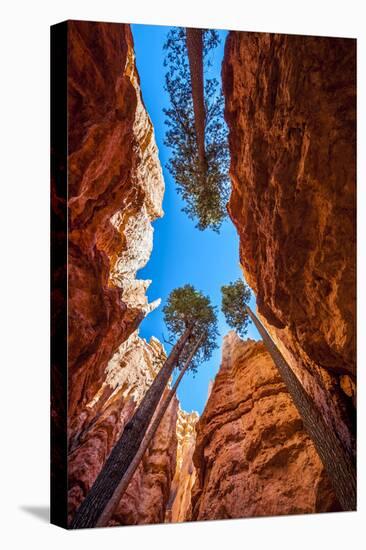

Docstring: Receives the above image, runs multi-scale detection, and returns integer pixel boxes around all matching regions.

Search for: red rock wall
[191,333,339,520]
[67,21,164,439]
[65,21,175,526]
[69,386,179,527]
[62,24,355,528]
[67,332,171,523]
[222,32,356,456]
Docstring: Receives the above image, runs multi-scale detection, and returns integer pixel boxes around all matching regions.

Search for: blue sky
[132,24,260,414]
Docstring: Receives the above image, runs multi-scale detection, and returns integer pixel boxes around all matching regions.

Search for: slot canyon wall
[67,20,164,444]
[65,21,180,525]
[190,333,339,520]
[222,32,356,459]
[54,23,355,528]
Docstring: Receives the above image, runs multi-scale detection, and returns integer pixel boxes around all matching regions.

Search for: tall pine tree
[70,285,218,528]
[164,27,230,232]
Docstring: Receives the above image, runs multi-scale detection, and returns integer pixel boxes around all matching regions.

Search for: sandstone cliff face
[166,409,199,523]
[222,32,356,456]
[61,24,354,528]
[67,21,164,441]
[65,21,175,525]
[191,333,339,520]
[68,332,170,522]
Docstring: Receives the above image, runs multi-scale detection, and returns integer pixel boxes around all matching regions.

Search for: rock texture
[166,409,199,523]
[65,21,174,526]
[109,391,179,526]
[68,332,169,522]
[222,32,356,457]
[191,333,340,520]
[67,21,164,442]
[62,24,355,528]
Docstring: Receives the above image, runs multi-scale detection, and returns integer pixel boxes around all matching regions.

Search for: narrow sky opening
[131,24,260,414]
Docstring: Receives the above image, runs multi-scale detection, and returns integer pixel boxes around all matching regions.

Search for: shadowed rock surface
[165,409,199,523]
[67,21,164,440]
[67,332,171,522]
[108,390,179,526]
[222,32,356,458]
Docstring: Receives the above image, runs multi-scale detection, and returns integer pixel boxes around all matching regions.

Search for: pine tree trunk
[96,334,204,527]
[186,28,207,173]
[246,305,356,511]
[70,326,193,529]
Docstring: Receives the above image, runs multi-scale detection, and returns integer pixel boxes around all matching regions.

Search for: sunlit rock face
[86,332,166,411]
[191,333,339,520]
[67,20,164,444]
[165,409,199,523]
[222,32,356,456]
[67,333,167,522]
[65,21,169,525]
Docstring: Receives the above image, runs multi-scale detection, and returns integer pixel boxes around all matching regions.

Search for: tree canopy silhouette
[221,279,252,336]
[163,284,218,374]
[164,27,230,232]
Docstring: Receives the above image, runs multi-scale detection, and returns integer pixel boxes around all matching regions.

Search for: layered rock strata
[109,390,179,526]
[222,32,356,457]
[191,333,339,520]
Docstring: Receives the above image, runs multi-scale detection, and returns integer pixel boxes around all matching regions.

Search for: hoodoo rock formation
[108,390,180,526]
[68,332,169,521]
[191,333,339,520]
[222,33,356,458]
